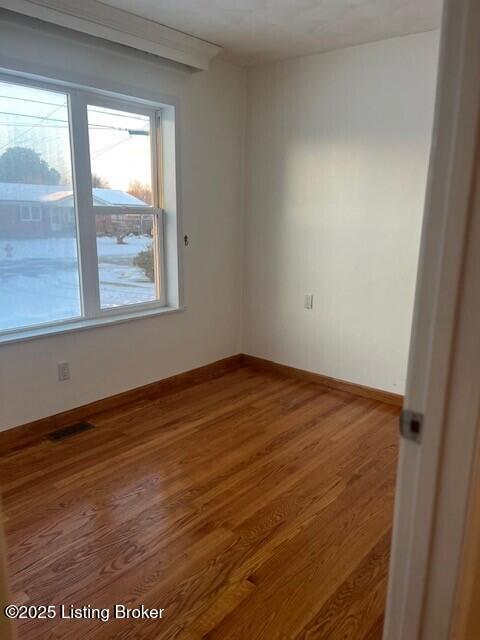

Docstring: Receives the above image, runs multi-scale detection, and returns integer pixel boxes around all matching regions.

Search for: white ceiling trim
[0,0,222,70]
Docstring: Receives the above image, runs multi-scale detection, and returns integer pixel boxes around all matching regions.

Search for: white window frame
[0,72,179,342]
[70,90,166,317]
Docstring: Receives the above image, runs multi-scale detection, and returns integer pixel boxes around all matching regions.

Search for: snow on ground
[0,234,154,332]
[96,235,154,309]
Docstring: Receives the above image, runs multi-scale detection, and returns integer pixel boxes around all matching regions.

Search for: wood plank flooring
[0,365,399,639]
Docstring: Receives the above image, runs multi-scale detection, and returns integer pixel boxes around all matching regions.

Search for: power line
[0,103,65,154]
[0,123,130,130]
[0,93,149,121]
[0,93,66,108]
[0,124,68,129]
[0,124,145,169]
[0,110,144,128]
[0,109,67,122]
[0,110,149,136]
[91,135,131,159]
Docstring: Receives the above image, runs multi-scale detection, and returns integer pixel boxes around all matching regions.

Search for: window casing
[0,73,178,340]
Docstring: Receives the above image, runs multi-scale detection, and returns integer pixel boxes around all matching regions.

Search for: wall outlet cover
[58,361,70,381]
[304,294,314,310]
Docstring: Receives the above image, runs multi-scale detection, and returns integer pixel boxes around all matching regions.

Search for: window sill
[0,305,186,346]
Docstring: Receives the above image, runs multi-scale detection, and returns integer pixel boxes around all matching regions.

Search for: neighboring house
[0,183,150,238]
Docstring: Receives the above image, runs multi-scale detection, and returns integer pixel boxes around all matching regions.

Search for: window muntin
[0,76,167,337]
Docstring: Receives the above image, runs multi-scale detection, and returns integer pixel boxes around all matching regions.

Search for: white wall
[243,31,439,394]
[0,13,440,431]
[0,11,246,430]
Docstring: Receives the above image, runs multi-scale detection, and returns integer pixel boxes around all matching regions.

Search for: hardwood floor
[0,365,399,639]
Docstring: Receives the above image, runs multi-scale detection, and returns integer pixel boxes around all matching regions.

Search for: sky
[0,79,152,193]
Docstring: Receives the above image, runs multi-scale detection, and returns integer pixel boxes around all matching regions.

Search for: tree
[0,147,60,185]
[92,173,110,188]
[127,180,152,205]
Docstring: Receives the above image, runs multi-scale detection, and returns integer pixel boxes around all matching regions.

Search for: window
[0,75,176,338]
[0,81,82,332]
[86,104,159,309]
[20,206,42,222]
[87,105,153,205]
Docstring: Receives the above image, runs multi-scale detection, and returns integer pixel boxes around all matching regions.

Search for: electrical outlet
[304,294,314,310]
[58,361,70,381]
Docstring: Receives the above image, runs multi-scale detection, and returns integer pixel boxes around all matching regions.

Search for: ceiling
[98,0,443,67]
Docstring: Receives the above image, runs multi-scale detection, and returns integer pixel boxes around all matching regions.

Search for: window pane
[96,214,156,309]
[0,80,81,332]
[87,106,152,206]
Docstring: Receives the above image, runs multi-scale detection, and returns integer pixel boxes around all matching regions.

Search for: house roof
[0,183,148,206]
[93,188,149,206]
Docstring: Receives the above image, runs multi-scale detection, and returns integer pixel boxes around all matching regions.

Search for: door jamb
[384,0,480,638]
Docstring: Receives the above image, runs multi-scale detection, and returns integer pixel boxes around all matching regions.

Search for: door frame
[452,429,480,639]
[384,0,480,638]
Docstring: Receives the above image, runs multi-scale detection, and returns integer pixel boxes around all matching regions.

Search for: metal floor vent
[48,421,95,442]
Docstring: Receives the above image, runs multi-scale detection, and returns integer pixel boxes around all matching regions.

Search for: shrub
[133,242,154,281]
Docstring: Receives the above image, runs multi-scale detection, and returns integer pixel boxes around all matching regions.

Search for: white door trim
[384,0,480,638]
